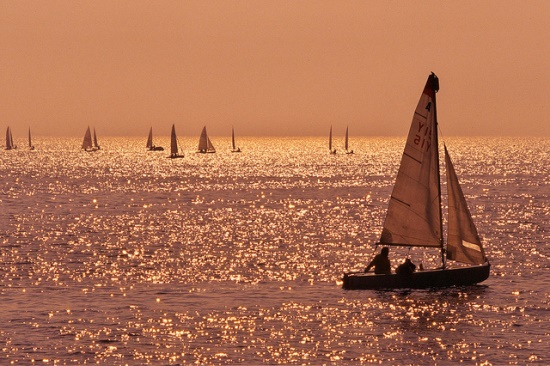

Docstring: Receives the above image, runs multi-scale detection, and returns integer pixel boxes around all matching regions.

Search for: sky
[1,0,548,137]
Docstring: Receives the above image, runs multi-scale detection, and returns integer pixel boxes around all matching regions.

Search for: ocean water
[1,136,548,365]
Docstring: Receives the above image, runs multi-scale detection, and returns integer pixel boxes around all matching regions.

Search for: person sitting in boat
[364,247,391,274]
[396,258,416,275]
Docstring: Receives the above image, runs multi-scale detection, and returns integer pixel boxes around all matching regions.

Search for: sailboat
[344,126,354,154]
[343,73,490,290]
[167,124,184,159]
[93,128,100,150]
[28,127,35,150]
[197,126,216,153]
[329,125,336,154]
[146,127,164,151]
[5,127,16,150]
[82,126,99,151]
[231,127,241,153]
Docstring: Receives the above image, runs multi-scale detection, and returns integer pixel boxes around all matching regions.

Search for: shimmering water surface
[1,136,548,364]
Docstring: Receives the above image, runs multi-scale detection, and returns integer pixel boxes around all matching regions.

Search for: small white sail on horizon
[28,127,35,150]
[146,127,153,149]
[82,126,99,151]
[329,126,336,154]
[168,124,184,158]
[146,127,164,151]
[5,126,16,150]
[231,127,241,152]
[345,126,353,154]
[93,128,100,150]
[197,126,215,153]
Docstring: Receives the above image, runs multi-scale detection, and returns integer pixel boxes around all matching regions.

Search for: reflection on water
[1,136,548,364]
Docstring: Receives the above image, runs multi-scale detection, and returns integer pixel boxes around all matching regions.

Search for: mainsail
[82,127,93,150]
[170,124,179,155]
[344,126,349,151]
[6,127,14,149]
[445,146,486,264]
[232,127,236,150]
[146,127,153,149]
[379,73,442,247]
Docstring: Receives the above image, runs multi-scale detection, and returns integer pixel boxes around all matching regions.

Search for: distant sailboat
[93,128,100,150]
[5,127,16,150]
[231,127,241,153]
[197,126,216,153]
[82,126,99,151]
[28,128,35,150]
[168,124,184,159]
[343,73,490,290]
[146,127,164,151]
[344,126,354,154]
[329,125,336,154]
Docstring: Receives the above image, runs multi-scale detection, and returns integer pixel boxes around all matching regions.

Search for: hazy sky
[1,1,548,137]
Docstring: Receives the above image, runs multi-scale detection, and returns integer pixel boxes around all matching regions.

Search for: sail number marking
[411,101,433,152]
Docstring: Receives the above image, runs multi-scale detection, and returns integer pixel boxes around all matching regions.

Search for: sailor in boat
[364,247,391,274]
[396,258,416,275]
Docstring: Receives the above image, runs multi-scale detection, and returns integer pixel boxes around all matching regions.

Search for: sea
[1,136,548,365]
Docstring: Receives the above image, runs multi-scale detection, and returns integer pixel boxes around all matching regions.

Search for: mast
[345,126,349,151]
[329,126,333,151]
[431,73,445,268]
[28,128,31,147]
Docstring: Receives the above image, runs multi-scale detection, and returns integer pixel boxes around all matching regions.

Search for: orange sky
[1,0,548,137]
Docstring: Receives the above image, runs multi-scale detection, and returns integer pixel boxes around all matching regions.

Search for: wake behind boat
[343,73,490,290]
